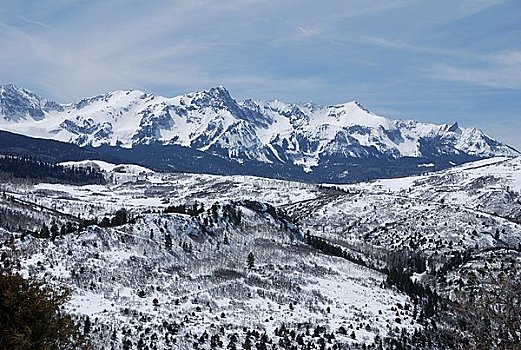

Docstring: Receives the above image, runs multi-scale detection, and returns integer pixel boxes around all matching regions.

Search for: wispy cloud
[282,19,320,38]
[424,50,521,89]
[18,16,52,29]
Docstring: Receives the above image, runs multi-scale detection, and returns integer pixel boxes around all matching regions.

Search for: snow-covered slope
[1,157,521,348]
[0,84,62,122]
[0,162,420,349]
[0,84,517,174]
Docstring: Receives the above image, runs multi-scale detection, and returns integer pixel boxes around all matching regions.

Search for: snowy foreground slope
[1,157,521,348]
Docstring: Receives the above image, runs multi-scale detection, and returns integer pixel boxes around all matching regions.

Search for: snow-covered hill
[0,84,518,177]
[0,161,419,349]
[1,157,521,348]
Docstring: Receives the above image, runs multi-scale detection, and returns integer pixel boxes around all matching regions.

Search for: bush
[0,270,88,349]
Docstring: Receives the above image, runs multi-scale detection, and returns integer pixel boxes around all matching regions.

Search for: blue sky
[1,0,520,149]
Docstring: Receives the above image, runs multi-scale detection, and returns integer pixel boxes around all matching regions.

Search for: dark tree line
[0,155,105,185]
[31,221,77,239]
[27,208,132,240]
[384,266,439,319]
[305,232,367,267]
[97,208,133,228]
[306,232,439,322]
[164,203,204,216]
[0,204,45,233]
[434,250,472,277]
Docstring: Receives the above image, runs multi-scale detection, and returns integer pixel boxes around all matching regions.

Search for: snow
[322,101,394,130]
[1,84,518,175]
[69,291,116,315]
[0,156,520,349]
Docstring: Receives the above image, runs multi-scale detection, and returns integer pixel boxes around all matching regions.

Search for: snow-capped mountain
[0,84,62,122]
[0,84,518,182]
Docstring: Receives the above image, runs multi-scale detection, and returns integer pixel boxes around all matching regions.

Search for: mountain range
[0,83,518,182]
[1,83,520,348]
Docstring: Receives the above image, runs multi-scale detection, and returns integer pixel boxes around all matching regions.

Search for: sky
[0,0,520,149]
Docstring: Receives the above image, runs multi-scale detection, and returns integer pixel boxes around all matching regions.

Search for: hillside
[0,157,520,348]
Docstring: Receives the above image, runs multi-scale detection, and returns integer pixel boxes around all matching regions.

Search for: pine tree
[50,223,59,241]
[83,316,91,335]
[99,217,111,227]
[165,234,172,249]
[111,208,128,226]
[0,270,89,349]
[247,252,255,269]
[39,224,50,239]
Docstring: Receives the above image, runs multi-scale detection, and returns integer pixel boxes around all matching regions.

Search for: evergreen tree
[247,252,255,269]
[111,208,128,226]
[99,217,111,227]
[50,223,59,240]
[165,234,172,249]
[0,270,89,349]
[83,316,91,335]
[39,224,50,239]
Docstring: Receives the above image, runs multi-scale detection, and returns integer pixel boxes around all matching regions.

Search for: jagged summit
[447,122,460,133]
[0,84,518,180]
[207,85,231,96]
[0,84,60,122]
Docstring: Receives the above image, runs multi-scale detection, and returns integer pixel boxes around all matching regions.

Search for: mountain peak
[325,100,394,129]
[0,83,52,122]
[329,100,371,113]
[0,83,19,91]
[206,85,232,98]
[0,83,518,173]
[353,101,371,114]
[447,122,460,133]
[185,85,239,111]
[0,83,36,98]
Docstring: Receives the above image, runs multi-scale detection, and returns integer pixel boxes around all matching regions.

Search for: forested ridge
[0,155,105,185]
